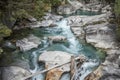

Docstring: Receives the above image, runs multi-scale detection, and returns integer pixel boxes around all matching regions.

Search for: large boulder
[16,34,41,51]
[85,22,116,49]
[1,66,31,80]
[39,51,72,80]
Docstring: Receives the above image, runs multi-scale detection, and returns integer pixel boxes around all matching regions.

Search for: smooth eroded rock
[85,22,116,49]
[39,51,73,80]
[1,66,31,80]
[16,34,41,51]
[48,36,67,43]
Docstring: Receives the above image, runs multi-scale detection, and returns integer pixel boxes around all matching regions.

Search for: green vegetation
[0,0,61,36]
[0,0,61,28]
[0,23,12,41]
[114,0,120,41]
[115,0,120,15]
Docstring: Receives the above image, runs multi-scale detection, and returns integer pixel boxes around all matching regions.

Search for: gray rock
[71,27,85,39]
[39,51,73,72]
[44,13,63,21]
[3,41,16,49]
[1,66,31,80]
[85,22,116,49]
[48,36,67,43]
[57,4,75,15]
[100,49,120,80]
[31,13,63,28]
[16,34,41,51]
[66,13,111,27]
[67,0,84,10]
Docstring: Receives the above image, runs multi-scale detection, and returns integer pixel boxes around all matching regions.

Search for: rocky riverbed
[0,0,119,80]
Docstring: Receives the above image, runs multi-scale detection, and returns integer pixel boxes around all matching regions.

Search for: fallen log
[22,55,86,80]
[70,56,77,80]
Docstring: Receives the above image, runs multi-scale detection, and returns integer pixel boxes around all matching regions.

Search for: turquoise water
[63,9,101,17]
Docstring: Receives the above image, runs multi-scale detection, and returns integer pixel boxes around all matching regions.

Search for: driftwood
[22,56,85,80]
[70,56,77,80]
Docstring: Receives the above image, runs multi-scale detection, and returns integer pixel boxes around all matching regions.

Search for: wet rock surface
[16,34,41,51]
[48,36,67,43]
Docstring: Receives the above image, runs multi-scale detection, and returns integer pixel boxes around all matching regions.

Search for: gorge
[0,0,120,80]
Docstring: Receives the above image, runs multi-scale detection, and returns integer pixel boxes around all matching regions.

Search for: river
[4,11,106,80]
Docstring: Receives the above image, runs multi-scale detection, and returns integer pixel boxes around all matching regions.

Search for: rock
[66,16,83,26]
[39,20,56,27]
[84,47,120,80]
[57,4,75,15]
[11,59,30,71]
[85,22,116,49]
[66,13,111,27]
[102,5,112,13]
[44,13,63,21]
[84,66,103,80]
[48,36,67,43]
[39,51,73,80]
[14,13,62,29]
[27,16,37,22]
[29,22,41,28]
[67,0,111,14]
[67,0,84,10]
[71,27,85,39]
[45,68,63,80]
[16,34,41,51]
[82,11,120,80]
[1,66,31,80]
[2,41,16,50]
[99,49,120,80]
[29,20,56,28]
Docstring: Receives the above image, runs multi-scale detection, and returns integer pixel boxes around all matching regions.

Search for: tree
[0,0,61,28]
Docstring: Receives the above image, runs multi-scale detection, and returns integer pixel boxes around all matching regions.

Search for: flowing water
[21,19,104,80]
[5,11,105,80]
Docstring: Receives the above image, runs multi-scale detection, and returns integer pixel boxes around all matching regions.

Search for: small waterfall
[30,38,49,80]
[57,19,83,54]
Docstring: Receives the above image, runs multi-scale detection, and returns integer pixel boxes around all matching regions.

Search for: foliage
[0,23,12,38]
[114,0,120,41]
[114,0,120,16]
[0,0,61,27]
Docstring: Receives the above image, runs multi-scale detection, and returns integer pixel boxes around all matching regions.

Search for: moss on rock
[0,23,12,39]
